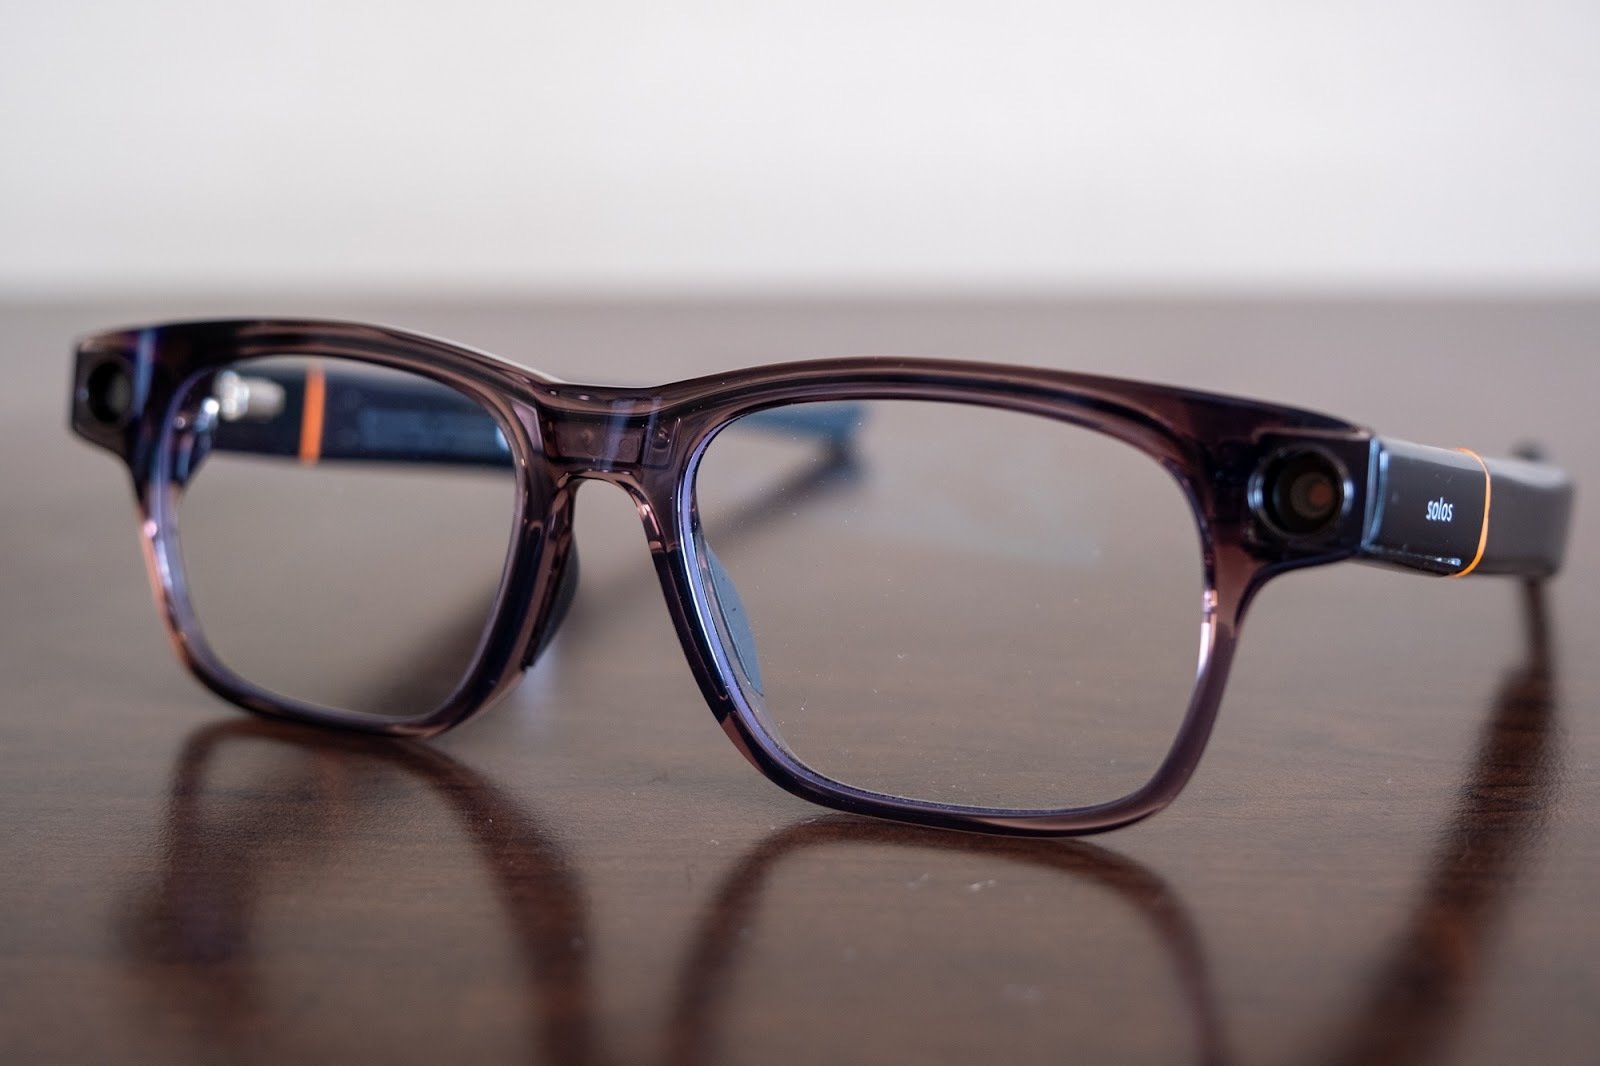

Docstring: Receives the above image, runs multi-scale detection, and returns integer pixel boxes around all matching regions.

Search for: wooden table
[3,298,1596,1065]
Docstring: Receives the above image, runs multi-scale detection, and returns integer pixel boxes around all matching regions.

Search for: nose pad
[704,545,764,696]
[523,546,581,668]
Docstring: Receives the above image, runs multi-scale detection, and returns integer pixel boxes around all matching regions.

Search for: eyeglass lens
[692,400,1206,810]
[166,356,518,717]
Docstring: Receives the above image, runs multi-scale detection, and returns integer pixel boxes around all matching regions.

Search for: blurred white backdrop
[2,1,1597,295]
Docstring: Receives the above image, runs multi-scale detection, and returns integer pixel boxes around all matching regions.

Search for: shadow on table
[662,816,1229,1065]
[664,583,1561,1066]
[115,584,1559,1065]
[116,723,597,1064]
[1308,581,1561,1066]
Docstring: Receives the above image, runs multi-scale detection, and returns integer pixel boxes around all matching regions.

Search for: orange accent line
[1452,448,1491,577]
[298,363,325,464]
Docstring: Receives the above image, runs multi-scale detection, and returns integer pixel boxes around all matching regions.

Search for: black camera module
[1257,448,1346,538]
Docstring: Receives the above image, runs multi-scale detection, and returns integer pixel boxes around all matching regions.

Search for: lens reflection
[693,400,1204,810]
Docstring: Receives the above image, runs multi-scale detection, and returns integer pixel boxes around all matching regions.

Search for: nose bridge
[505,385,693,677]
[526,387,674,478]
[520,386,689,565]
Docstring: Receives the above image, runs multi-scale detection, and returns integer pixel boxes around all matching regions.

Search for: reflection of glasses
[123,721,1218,1065]
[70,318,1573,835]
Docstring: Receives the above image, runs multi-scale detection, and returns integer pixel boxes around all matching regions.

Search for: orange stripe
[298,363,325,464]
[1452,448,1491,577]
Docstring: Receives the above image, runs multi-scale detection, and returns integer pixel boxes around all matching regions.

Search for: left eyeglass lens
[691,399,1206,812]
[163,356,518,718]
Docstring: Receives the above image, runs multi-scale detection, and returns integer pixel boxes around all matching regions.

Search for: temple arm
[205,365,862,467]
[1358,439,1573,578]
[207,365,510,466]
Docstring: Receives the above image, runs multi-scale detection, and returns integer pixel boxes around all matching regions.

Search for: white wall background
[2,1,1597,294]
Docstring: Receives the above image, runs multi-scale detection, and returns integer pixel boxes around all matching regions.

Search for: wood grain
[2,298,1596,1065]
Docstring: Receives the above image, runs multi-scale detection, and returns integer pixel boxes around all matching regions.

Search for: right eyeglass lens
[162,356,519,720]
[691,399,1206,811]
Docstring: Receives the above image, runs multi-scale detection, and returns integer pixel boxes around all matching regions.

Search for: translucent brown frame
[68,319,1574,836]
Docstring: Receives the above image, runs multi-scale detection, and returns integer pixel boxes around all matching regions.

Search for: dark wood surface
[3,298,1596,1065]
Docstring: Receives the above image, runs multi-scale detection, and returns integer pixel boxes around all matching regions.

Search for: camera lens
[1259,449,1345,537]
[84,360,133,425]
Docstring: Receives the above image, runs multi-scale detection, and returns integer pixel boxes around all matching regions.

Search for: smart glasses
[70,319,1573,835]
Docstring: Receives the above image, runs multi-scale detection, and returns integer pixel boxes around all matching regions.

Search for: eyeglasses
[70,318,1573,836]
